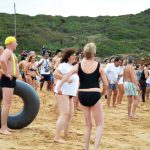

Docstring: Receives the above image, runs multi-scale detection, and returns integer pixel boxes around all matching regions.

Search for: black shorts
[40,74,50,82]
[78,91,101,107]
[0,74,16,88]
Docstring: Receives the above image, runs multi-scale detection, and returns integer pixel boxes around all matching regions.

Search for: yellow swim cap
[5,36,17,45]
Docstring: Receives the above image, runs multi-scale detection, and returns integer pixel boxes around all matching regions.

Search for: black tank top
[140,70,146,81]
[78,62,100,89]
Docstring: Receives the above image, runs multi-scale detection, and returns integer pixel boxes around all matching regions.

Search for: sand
[0,89,150,150]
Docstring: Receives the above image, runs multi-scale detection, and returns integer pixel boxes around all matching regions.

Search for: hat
[5,36,17,45]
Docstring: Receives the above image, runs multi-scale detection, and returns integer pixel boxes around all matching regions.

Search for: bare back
[124,64,138,85]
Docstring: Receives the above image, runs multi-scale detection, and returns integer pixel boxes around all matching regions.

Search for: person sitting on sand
[57,43,108,150]
[123,56,139,119]
[0,36,19,135]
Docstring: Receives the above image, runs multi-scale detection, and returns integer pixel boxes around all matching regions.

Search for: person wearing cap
[0,36,19,135]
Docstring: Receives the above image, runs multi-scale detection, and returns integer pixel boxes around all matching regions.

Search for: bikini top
[78,62,100,89]
[28,68,36,72]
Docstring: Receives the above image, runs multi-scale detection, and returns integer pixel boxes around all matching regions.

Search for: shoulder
[2,49,11,56]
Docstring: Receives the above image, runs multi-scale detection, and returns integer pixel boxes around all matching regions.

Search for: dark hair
[114,56,122,62]
[135,64,141,70]
[146,63,150,66]
[56,49,62,55]
[61,48,75,63]
[21,56,26,61]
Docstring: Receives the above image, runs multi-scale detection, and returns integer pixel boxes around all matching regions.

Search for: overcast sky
[0,0,150,17]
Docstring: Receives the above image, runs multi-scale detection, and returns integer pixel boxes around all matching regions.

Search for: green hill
[0,9,150,57]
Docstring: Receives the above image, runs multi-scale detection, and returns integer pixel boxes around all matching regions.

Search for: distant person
[105,57,122,107]
[19,56,27,82]
[0,36,19,135]
[41,45,46,56]
[145,63,150,100]
[117,59,125,104]
[139,64,147,102]
[123,56,139,119]
[135,64,142,82]
[24,54,42,90]
[52,49,62,71]
[21,50,27,57]
[57,43,108,150]
[38,53,52,91]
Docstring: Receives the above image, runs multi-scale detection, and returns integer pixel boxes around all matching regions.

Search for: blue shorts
[109,83,117,90]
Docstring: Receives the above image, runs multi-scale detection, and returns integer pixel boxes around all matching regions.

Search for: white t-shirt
[146,70,150,84]
[105,63,120,84]
[54,62,79,96]
[39,58,51,74]
[118,66,125,84]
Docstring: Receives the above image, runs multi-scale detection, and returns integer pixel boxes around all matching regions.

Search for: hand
[67,78,72,84]
[6,74,13,80]
[40,75,44,79]
[57,86,62,95]
[136,85,140,92]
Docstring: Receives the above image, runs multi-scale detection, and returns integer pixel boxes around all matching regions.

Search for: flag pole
[14,2,16,37]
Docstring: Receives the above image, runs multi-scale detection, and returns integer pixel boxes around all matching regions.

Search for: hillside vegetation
[0,9,150,57]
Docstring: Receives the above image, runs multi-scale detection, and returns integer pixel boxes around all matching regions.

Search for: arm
[24,63,30,76]
[57,64,78,93]
[99,66,109,95]
[53,69,63,80]
[38,59,44,67]
[130,67,139,87]
[0,50,11,76]
[145,70,149,79]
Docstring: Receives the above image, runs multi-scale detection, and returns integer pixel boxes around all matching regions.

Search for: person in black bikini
[24,55,42,89]
[58,43,108,150]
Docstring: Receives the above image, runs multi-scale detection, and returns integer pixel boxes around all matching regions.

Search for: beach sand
[0,89,150,150]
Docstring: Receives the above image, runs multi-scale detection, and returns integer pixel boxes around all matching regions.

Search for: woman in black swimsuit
[58,43,108,150]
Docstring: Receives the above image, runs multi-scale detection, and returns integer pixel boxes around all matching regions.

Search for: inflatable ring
[0,80,40,129]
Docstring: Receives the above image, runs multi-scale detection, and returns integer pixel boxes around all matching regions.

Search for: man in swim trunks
[123,56,139,119]
[0,36,18,135]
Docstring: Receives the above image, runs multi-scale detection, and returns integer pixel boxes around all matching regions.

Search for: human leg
[80,105,92,150]
[0,88,14,135]
[127,96,133,117]
[107,89,112,108]
[54,94,69,143]
[112,89,118,107]
[91,101,104,150]
[131,96,139,118]
[117,84,124,104]
[64,97,74,137]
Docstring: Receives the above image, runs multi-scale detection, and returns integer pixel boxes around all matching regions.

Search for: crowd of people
[0,36,150,150]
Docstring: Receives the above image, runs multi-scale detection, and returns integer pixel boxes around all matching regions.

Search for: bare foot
[0,129,12,135]
[128,116,133,119]
[131,115,139,119]
[54,137,66,144]
[8,128,15,132]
